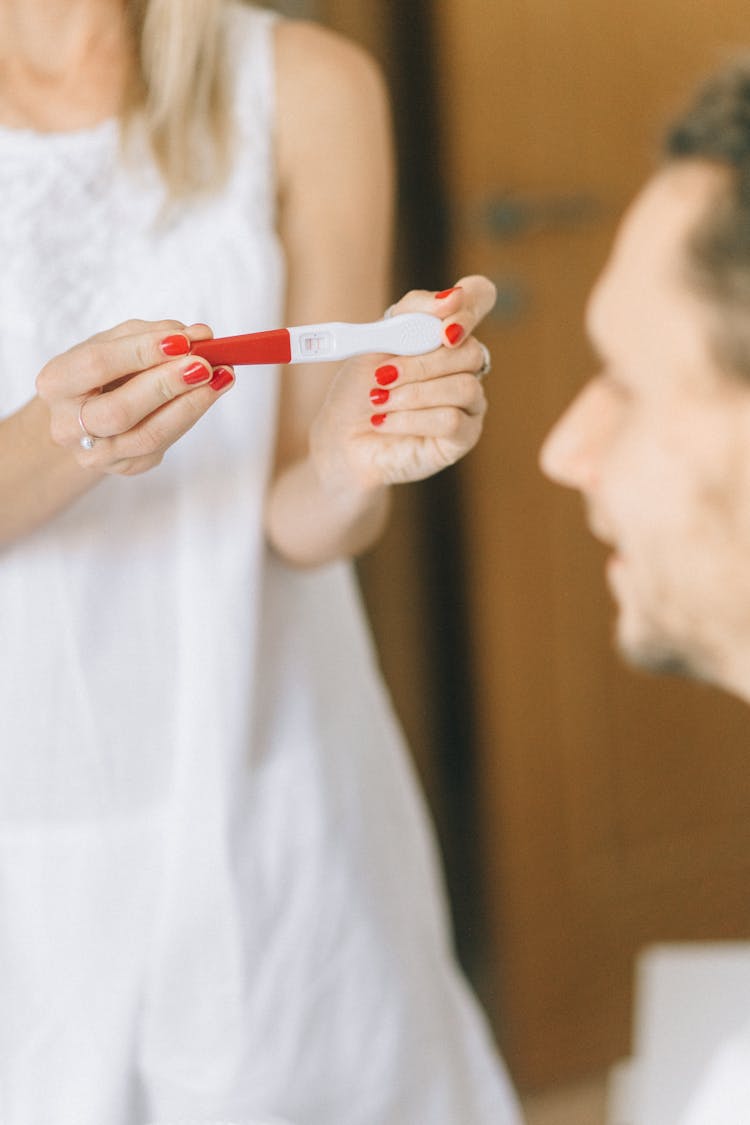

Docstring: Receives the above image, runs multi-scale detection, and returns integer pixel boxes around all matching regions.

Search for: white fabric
[613,943,750,1124]
[0,4,522,1124]
[679,1027,750,1124]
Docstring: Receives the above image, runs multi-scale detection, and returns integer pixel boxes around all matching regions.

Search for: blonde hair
[125,0,233,199]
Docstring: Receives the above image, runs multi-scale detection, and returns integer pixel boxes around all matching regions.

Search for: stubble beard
[614,612,715,684]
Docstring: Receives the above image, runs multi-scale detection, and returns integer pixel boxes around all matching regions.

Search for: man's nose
[539,380,610,492]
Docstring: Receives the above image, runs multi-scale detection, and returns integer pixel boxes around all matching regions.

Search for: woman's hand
[35,318,235,476]
[308,276,496,496]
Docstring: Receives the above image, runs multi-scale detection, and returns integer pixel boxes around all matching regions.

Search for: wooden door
[432,1,750,1092]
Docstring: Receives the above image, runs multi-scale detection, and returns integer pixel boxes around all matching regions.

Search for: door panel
[433,0,750,1089]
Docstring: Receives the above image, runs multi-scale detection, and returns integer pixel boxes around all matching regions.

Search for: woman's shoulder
[224,3,383,90]
[276,14,390,131]
[274,17,384,88]
[273,18,391,186]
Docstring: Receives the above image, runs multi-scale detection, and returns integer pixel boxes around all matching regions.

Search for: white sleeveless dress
[0,5,522,1123]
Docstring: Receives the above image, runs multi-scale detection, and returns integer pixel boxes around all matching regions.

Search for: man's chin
[614,624,704,681]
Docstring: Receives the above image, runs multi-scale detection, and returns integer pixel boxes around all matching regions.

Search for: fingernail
[445,323,464,346]
[210,366,234,391]
[375,364,399,386]
[161,333,191,357]
[182,361,210,385]
[436,286,461,300]
[371,413,387,427]
[369,387,390,405]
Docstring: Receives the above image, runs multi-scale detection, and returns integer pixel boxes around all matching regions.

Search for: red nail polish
[210,366,234,391]
[436,286,461,300]
[370,387,390,405]
[375,364,399,386]
[445,323,464,346]
[371,413,387,427]
[182,361,209,385]
[161,333,191,356]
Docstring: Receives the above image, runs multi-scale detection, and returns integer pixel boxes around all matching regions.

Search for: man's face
[540,161,750,698]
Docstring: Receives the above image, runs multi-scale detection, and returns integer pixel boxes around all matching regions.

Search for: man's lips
[584,510,625,583]
[586,512,616,550]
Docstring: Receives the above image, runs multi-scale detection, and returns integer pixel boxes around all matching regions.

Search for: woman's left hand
[309,275,496,495]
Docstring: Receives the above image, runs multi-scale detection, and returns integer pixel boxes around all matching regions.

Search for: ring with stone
[476,342,492,380]
[78,397,98,450]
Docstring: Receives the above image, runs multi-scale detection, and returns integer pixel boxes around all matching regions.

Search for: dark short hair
[665,59,750,378]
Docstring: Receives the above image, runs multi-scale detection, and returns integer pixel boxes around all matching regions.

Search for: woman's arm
[267,22,496,568]
[267,22,394,565]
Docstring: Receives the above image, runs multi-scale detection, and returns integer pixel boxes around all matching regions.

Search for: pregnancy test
[191,312,443,367]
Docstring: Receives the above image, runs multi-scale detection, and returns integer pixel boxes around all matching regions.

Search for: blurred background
[271,3,750,1120]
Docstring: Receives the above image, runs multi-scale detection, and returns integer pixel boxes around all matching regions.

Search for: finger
[75,353,218,440]
[383,283,469,318]
[90,319,186,344]
[78,367,235,472]
[384,287,444,318]
[453,275,498,324]
[371,372,487,419]
[369,404,484,448]
[384,276,496,338]
[98,324,216,395]
[436,276,498,350]
[39,323,213,401]
[371,337,489,389]
[98,319,213,343]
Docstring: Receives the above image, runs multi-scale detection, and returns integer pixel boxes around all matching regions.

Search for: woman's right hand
[35,318,235,475]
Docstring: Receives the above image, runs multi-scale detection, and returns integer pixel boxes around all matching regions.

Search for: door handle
[481,193,604,239]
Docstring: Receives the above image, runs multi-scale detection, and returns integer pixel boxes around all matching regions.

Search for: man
[540,61,750,1123]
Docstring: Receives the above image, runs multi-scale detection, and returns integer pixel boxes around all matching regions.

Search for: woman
[0,1,521,1122]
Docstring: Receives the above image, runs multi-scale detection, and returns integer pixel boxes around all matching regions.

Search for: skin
[0,0,495,563]
[540,160,750,703]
